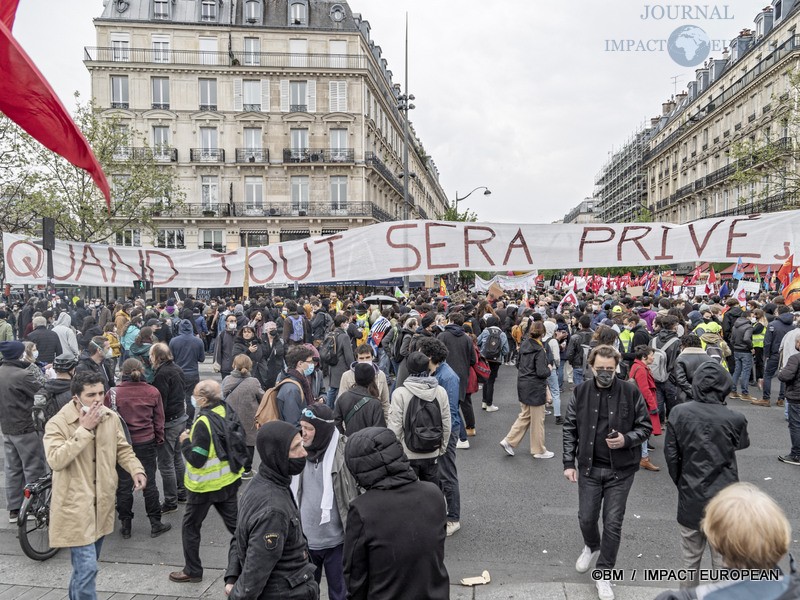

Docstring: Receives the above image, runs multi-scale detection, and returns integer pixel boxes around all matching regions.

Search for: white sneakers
[446,521,461,536]
[500,439,515,456]
[456,439,470,449]
[575,545,600,573]
[485,405,499,412]
[533,451,555,459]
[482,402,488,410]
[596,580,615,600]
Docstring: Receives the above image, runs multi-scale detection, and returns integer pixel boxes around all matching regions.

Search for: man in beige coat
[44,371,145,600]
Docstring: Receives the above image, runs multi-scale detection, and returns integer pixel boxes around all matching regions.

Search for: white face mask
[227,322,237,330]
[32,350,39,361]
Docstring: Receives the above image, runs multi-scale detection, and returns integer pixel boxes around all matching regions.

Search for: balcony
[243,103,261,112]
[112,147,178,162]
[151,103,170,110]
[695,192,796,220]
[153,203,233,218]
[189,148,225,163]
[110,101,129,109]
[365,152,403,195]
[289,104,308,113]
[228,201,394,222]
[748,113,757,123]
[198,104,217,112]
[282,148,355,164]
[235,148,269,163]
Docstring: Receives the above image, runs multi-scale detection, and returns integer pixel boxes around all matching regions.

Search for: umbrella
[362,295,399,304]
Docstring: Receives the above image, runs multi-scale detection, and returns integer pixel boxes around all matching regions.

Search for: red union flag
[557,287,578,313]
[0,7,111,207]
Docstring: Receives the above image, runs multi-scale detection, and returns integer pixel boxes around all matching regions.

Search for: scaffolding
[594,123,652,223]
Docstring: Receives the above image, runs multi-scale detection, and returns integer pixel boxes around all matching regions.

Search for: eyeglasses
[301,408,335,423]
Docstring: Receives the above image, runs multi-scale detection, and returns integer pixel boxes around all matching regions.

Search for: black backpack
[393,329,410,360]
[205,402,249,474]
[404,394,443,453]
[319,331,339,367]
[481,327,503,361]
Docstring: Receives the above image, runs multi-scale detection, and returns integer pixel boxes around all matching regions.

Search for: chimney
[651,117,662,128]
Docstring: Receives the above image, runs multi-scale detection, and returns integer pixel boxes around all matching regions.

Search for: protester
[566,315,593,386]
[335,344,390,420]
[221,354,264,479]
[26,315,62,364]
[326,314,355,407]
[277,345,319,426]
[730,309,755,400]
[333,362,386,434]
[260,320,285,389]
[777,336,800,465]
[664,361,749,587]
[213,313,239,380]
[52,312,80,359]
[476,315,509,411]
[762,305,795,407]
[129,326,156,383]
[169,319,205,421]
[627,345,662,472]
[75,336,116,392]
[673,334,714,404]
[343,427,449,600]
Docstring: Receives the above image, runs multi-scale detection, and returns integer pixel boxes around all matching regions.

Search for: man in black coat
[436,312,475,404]
[224,421,317,599]
[563,344,651,600]
[343,427,449,600]
[664,361,749,588]
[762,305,796,406]
[74,336,115,392]
[26,315,62,364]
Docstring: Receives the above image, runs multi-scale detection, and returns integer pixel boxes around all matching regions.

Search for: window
[329,128,348,161]
[153,0,169,19]
[112,174,130,202]
[112,124,130,159]
[115,228,141,247]
[244,127,262,150]
[201,230,225,252]
[152,126,170,160]
[157,229,184,249]
[243,80,260,111]
[290,2,307,25]
[330,176,347,210]
[291,176,309,210]
[242,232,269,247]
[329,40,346,68]
[244,177,263,209]
[244,37,260,65]
[200,127,218,152]
[199,78,217,111]
[110,75,129,109]
[289,39,308,67]
[201,176,219,210]
[199,37,217,66]
[151,77,170,109]
[111,34,130,62]
[152,35,170,63]
[290,128,308,160]
[329,81,347,112]
[245,0,261,23]
[290,80,307,111]
[201,0,217,21]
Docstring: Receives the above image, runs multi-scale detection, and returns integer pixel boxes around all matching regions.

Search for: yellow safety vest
[618,329,634,353]
[184,405,241,493]
[752,327,765,349]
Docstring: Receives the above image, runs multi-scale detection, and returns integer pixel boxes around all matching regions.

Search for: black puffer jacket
[673,348,713,403]
[778,353,800,404]
[151,360,187,422]
[516,337,550,406]
[343,427,449,600]
[731,317,753,352]
[664,361,749,530]
[722,305,743,343]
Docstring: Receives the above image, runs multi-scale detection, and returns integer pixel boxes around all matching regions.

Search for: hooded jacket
[225,421,316,599]
[516,337,551,406]
[436,324,475,401]
[334,384,387,434]
[222,372,263,445]
[722,304,743,342]
[765,312,796,359]
[674,347,714,403]
[653,329,682,383]
[778,352,800,404]
[664,361,749,530]
[387,375,451,460]
[151,359,187,423]
[336,363,390,420]
[74,350,115,392]
[731,316,754,352]
[168,319,205,379]
[343,427,449,600]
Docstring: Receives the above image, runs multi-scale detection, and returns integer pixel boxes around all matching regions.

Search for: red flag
[557,287,578,313]
[578,268,585,278]
[0,19,111,208]
[704,267,717,295]
[0,0,20,29]
[783,276,800,305]
[777,255,794,288]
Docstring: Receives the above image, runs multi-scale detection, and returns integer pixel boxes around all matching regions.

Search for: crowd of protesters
[0,283,799,599]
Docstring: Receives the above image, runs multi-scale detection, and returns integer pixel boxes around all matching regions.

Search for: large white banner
[473,272,539,292]
[4,210,799,287]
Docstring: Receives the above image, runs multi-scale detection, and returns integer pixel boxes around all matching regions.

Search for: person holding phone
[562,344,652,600]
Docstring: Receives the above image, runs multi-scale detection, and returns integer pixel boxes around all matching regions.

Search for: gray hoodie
[387,375,451,460]
[51,313,79,358]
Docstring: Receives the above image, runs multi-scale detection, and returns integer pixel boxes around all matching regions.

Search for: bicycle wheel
[18,486,58,561]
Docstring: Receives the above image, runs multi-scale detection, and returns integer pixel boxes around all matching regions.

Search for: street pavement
[1,358,798,599]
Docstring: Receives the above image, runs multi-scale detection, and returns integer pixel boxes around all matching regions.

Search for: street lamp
[398,13,415,293]
[453,186,491,212]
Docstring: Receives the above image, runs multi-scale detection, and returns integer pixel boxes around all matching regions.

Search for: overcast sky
[12,0,763,223]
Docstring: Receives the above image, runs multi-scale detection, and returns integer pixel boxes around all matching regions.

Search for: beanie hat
[354,362,376,387]
[0,341,25,361]
[406,351,430,376]
[421,314,435,329]
[300,404,336,463]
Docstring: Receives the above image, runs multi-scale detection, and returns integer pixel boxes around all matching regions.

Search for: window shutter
[307,79,316,113]
[328,81,338,112]
[338,81,347,112]
[260,79,270,112]
[233,78,243,111]
[280,79,289,112]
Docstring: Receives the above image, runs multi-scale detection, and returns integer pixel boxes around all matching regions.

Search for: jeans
[573,367,585,386]
[3,431,48,512]
[641,440,649,459]
[326,387,338,410]
[69,537,104,600]
[655,380,677,422]
[679,525,723,588]
[731,352,753,395]
[763,355,785,401]
[557,362,565,388]
[788,403,800,457]
[309,544,345,600]
[117,440,162,524]
[437,433,460,521]
[481,360,501,406]
[547,368,562,417]
[577,467,635,569]
[158,420,188,506]
[182,493,238,577]
[409,457,439,485]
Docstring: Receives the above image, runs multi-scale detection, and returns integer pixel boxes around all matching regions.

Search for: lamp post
[397,13,415,294]
[453,186,491,214]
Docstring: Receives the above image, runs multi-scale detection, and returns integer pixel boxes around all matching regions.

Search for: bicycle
[17,472,59,561]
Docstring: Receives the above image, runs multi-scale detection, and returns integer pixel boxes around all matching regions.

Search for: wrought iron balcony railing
[235,149,269,163]
[189,148,225,162]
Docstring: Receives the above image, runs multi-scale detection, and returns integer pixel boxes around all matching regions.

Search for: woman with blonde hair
[221,354,264,479]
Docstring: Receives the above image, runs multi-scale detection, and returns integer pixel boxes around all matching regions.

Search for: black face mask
[288,457,306,476]
[703,317,712,323]
[594,370,615,388]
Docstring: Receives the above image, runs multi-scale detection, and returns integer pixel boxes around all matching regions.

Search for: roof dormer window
[330,4,345,22]
[201,0,218,22]
[245,0,261,24]
[290,1,308,26]
[153,0,170,20]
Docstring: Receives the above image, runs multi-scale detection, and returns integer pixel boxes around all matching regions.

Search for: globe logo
[668,25,711,67]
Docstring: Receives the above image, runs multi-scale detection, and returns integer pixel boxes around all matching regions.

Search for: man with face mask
[213,314,239,380]
[562,344,652,600]
[224,421,319,599]
[75,336,116,393]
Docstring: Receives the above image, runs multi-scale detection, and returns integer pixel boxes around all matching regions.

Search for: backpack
[319,331,339,367]
[649,336,681,383]
[393,329,410,360]
[356,317,370,345]
[254,379,304,428]
[344,396,372,427]
[204,402,249,474]
[404,394,444,453]
[107,388,133,444]
[288,315,305,342]
[472,343,491,383]
[705,343,725,364]
[542,337,556,367]
[577,332,593,371]
[481,327,503,361]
